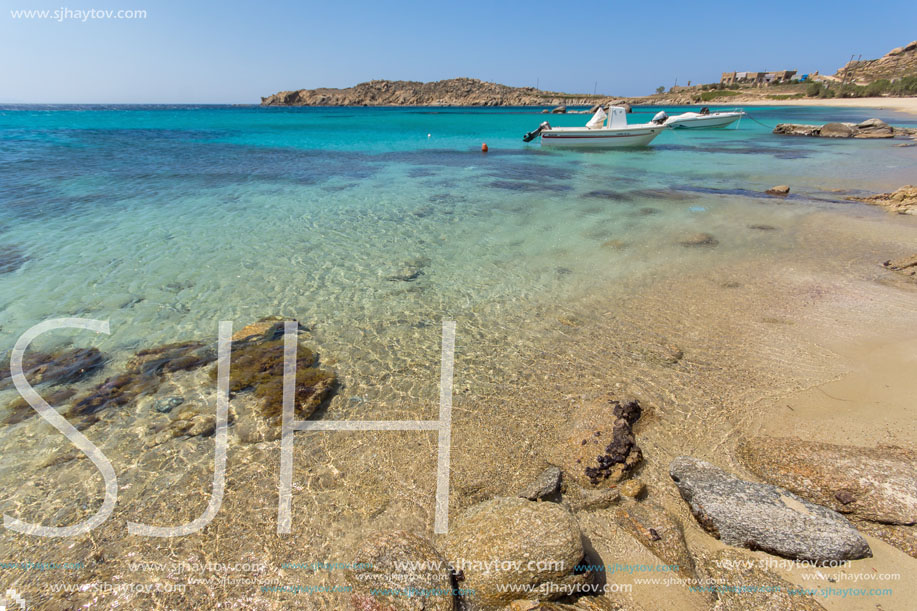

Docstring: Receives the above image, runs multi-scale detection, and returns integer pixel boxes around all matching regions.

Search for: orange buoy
[481,143,489,152]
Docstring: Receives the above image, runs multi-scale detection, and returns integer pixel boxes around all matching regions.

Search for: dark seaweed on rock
[489,180,573,193]
[126,341,216,377]
[627,188,697,201]
[2,388,77,426]
[584,399,643,486]
[581,190,634,201]
[211,320,336,421]
[0,347,106,391]
[70,341,215,419]
[70,372,159,416]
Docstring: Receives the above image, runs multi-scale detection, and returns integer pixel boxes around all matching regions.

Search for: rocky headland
[261,78,607,107]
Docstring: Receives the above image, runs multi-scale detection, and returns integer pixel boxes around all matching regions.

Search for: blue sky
[1,0,915,103]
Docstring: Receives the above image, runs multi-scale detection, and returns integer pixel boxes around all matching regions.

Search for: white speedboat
[662,107,745,129]
[523,106,667,148]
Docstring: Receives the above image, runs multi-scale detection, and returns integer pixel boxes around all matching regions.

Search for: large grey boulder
[444,497,589,608]
[669,457,871,564]
[819,122,855,138]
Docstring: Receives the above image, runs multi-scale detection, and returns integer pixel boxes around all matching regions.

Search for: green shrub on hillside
[699,89,741,101]
[806,75,917,99]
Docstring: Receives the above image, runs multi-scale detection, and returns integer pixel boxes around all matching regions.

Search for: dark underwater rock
[211,319,336,424]
[126,341,216,377]
[2,388,77,425]
[582,190,634,201]
[0,347,106,391]
[347,531,455,611]
[70,372,160,416]
[154,396,184,414]
[0,244,29,274]
[679,232,719,247]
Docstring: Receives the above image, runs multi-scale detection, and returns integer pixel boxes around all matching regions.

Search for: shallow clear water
[1,104,917,609]
[1,104,915,358]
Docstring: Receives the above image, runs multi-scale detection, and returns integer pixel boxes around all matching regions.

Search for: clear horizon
[1,0,915,104]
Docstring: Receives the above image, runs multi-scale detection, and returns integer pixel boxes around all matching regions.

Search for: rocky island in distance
[260,77,608,107]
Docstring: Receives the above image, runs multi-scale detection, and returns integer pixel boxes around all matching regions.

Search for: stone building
[721,70,797,86]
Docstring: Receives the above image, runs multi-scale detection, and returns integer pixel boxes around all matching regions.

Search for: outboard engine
[523,121,551,142]
[651,111,668,125]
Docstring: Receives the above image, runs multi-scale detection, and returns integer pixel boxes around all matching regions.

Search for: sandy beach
[709,96,917,116]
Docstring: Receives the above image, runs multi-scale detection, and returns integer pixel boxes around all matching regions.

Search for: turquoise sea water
[1,104,915,365]
[2,104,917,609]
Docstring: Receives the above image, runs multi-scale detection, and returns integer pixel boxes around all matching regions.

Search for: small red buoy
[481,143,488,152]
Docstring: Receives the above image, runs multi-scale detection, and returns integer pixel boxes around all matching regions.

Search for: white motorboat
[523,106,668,148]
[662,107,745,129]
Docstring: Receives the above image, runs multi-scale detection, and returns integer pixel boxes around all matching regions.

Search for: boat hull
[666,113,744,129]
[540,127,664,148]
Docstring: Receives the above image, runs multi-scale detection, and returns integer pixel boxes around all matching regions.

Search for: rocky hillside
[260,78,606,107]
[836,40,917,83]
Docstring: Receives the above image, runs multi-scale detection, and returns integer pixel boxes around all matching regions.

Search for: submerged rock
[71,372,160,417]
[618,479,645,499]
[346,530,454,611]
[127,341,216,377]
[518,466,563,502]
[2,388,76,425]
[737,437,917,526]
[444,497,588,607]
[678,233,720,247]
[0,347,106,390]
[154,396,184,414]
[563,483,621,513]
[669,456,871,563]
[615,501,697,580]
[883,254,917,279]
[552,398,642,487]
[582,190,633,201]
[211,320,336,425]
[384,257,431,282]
[678,233,718,247]
[507,599,622,611]
[0,244,29,274]
[703,549,827,611]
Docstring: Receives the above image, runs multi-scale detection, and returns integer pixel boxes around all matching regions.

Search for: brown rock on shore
[737,437,917,525]
[347,531,454,611]
[444,497,589,607]
[551,398,643,487]
[848,185,917,214]
[738,437,917,558]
